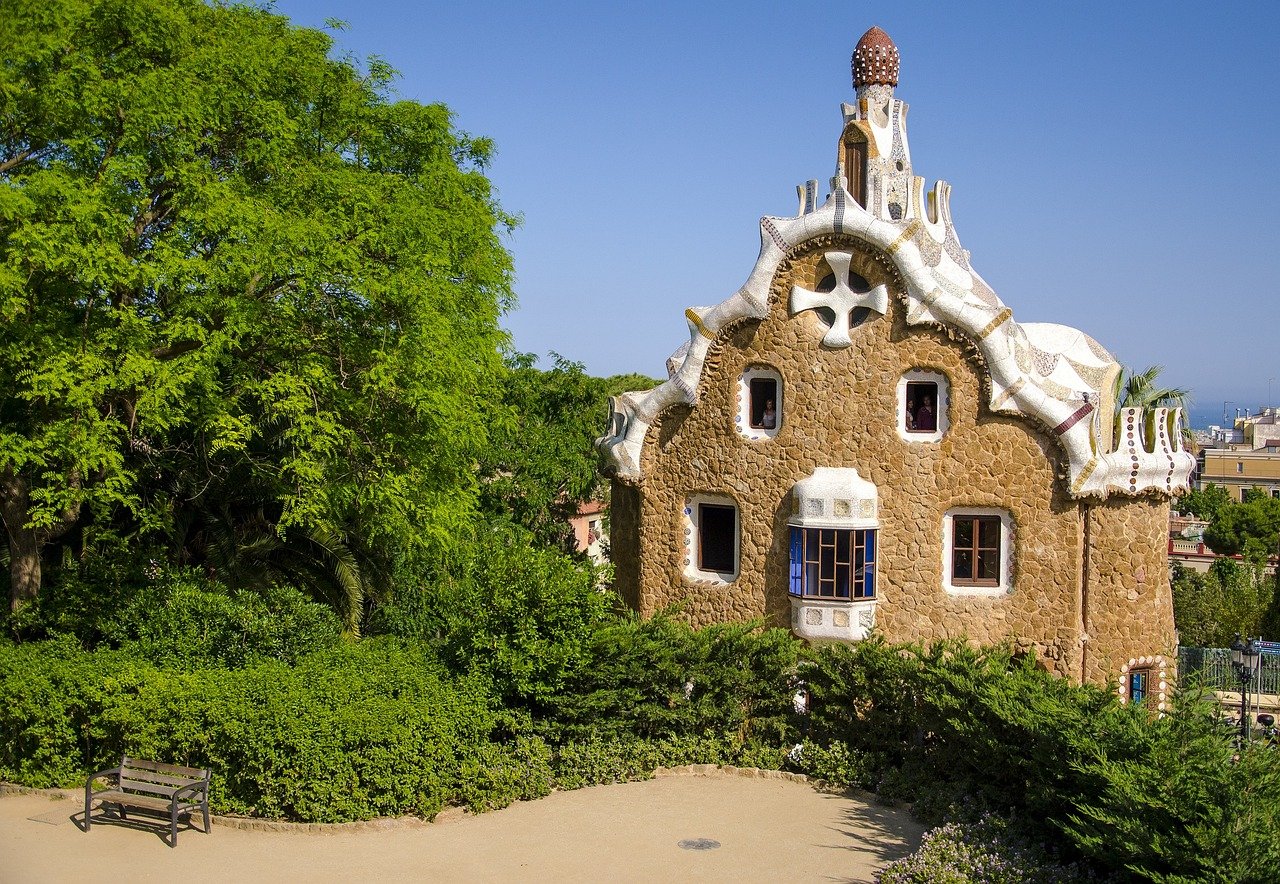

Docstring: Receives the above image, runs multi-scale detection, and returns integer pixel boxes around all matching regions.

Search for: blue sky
[270,1,1279,425]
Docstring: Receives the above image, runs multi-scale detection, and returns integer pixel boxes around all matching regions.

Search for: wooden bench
[84,756,211,847]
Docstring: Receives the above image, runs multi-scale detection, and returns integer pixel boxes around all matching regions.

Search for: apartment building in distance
[1198,408,1280,501]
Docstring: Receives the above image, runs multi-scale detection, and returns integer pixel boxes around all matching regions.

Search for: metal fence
[1178,646,1280,695]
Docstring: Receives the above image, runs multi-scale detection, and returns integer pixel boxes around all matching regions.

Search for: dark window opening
[905,381,938,433]
[749,378,778,429]
[817,271,872,293]
[816,270,874,331]
[699,504,736,574]
[951,515,1000,586]
[788,526,876,599]
[843,135,868,208]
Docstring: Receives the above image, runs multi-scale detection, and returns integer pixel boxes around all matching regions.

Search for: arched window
[736,366,782,440]
[842,130,869,208]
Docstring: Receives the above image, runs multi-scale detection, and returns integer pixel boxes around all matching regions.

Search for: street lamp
[1230,634,1262,745]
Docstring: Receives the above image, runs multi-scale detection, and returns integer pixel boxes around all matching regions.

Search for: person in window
[761,399,776,429]
[914,396,934,431]
[915,395,935,432]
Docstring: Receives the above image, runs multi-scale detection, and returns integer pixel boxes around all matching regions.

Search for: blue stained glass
[789,527,803,595]
[1129,671,1147,703]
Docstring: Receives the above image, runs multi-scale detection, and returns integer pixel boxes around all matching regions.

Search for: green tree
[1171,561,1275,646]
[1176,483,1231,522]
[1203,494,1280,562]
[0,0,514,612]
[1112,364,1193,448]
[1112,364,1190,412]
[478,354,631,552]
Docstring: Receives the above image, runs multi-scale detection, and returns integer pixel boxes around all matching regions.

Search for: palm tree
[1112,365,1194,450]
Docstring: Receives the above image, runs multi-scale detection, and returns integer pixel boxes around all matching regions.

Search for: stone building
[598,28,1195,697]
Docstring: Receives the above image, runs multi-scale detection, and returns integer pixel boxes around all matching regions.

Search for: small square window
[1129,668,1149,705]
[897,370,948,442]
[683,494,739,583]
[951,515,1000,586]
[1237,462,1244,473]
[905,382,938,433]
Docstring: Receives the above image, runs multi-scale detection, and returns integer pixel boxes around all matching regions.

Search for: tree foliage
[1175,483,1231,523]
[1171,561,1277,646]
[1203,493,1280,562]
[0,0,514,611]
[1112,364,1193,449]
[478,354,610,551]
[1112,364,1189,413]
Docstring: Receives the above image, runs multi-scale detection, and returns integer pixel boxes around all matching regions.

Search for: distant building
[598,27,1194,695]
[1203,407,1280,452]
[569,499,607,565]
[1198,449,1280,502]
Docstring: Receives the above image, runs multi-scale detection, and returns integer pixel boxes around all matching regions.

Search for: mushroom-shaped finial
[852,26,899,89]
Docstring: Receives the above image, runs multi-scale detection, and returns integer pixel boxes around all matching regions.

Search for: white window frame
[942,507,1014,596]
[735,366,783,441]
[682,493,739,584]
[897,369,949,443]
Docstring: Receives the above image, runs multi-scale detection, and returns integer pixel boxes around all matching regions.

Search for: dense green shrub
[6,564,343,667]
[4,552,155,646]
[380,527,612,707]
[0,637,496,820]
[799,637,1280,883]
[546,614,800,748]
[877,814,1114,884]
[123,578,343,668]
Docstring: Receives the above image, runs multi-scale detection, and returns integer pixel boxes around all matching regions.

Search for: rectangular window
[1237,462,1244,473]
[1129,669,1148,703]
[698,504,737,574]
[749,378,778,429]
[905,381,938,433]
[789,526,875,599]
[951,515,1001,586]
[843,136,868,208]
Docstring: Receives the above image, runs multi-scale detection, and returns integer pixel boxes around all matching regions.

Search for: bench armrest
[172,780,208,802]
[85,767,120,790]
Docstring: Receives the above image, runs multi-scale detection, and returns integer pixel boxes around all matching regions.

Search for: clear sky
[269,1,1279,425]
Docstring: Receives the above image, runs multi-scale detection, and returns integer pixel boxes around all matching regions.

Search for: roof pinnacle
[852,27,899,89]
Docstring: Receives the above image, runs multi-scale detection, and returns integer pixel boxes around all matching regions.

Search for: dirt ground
[1,773,924,883]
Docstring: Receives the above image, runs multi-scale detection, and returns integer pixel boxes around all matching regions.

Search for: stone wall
[1083,496,1178,684]
[612,236,1177,685]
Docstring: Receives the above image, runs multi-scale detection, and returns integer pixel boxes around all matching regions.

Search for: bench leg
[202,800,210,834]
[119,804,127,820]
[83,785,91,832]
[170,803,179,848]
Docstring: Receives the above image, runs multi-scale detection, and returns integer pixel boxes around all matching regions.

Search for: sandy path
[1,775,923,883]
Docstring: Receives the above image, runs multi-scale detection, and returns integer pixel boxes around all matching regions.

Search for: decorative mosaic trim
[1118,655,1169,712]
[1053,402,1094,436]
[598,89,1195,500]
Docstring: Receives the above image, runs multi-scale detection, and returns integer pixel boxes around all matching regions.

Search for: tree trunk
[0,467,41,612]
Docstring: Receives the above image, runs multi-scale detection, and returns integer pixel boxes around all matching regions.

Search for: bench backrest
[119,756,209,798]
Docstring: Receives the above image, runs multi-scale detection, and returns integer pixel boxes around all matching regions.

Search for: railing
[1178,646,1280,695]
